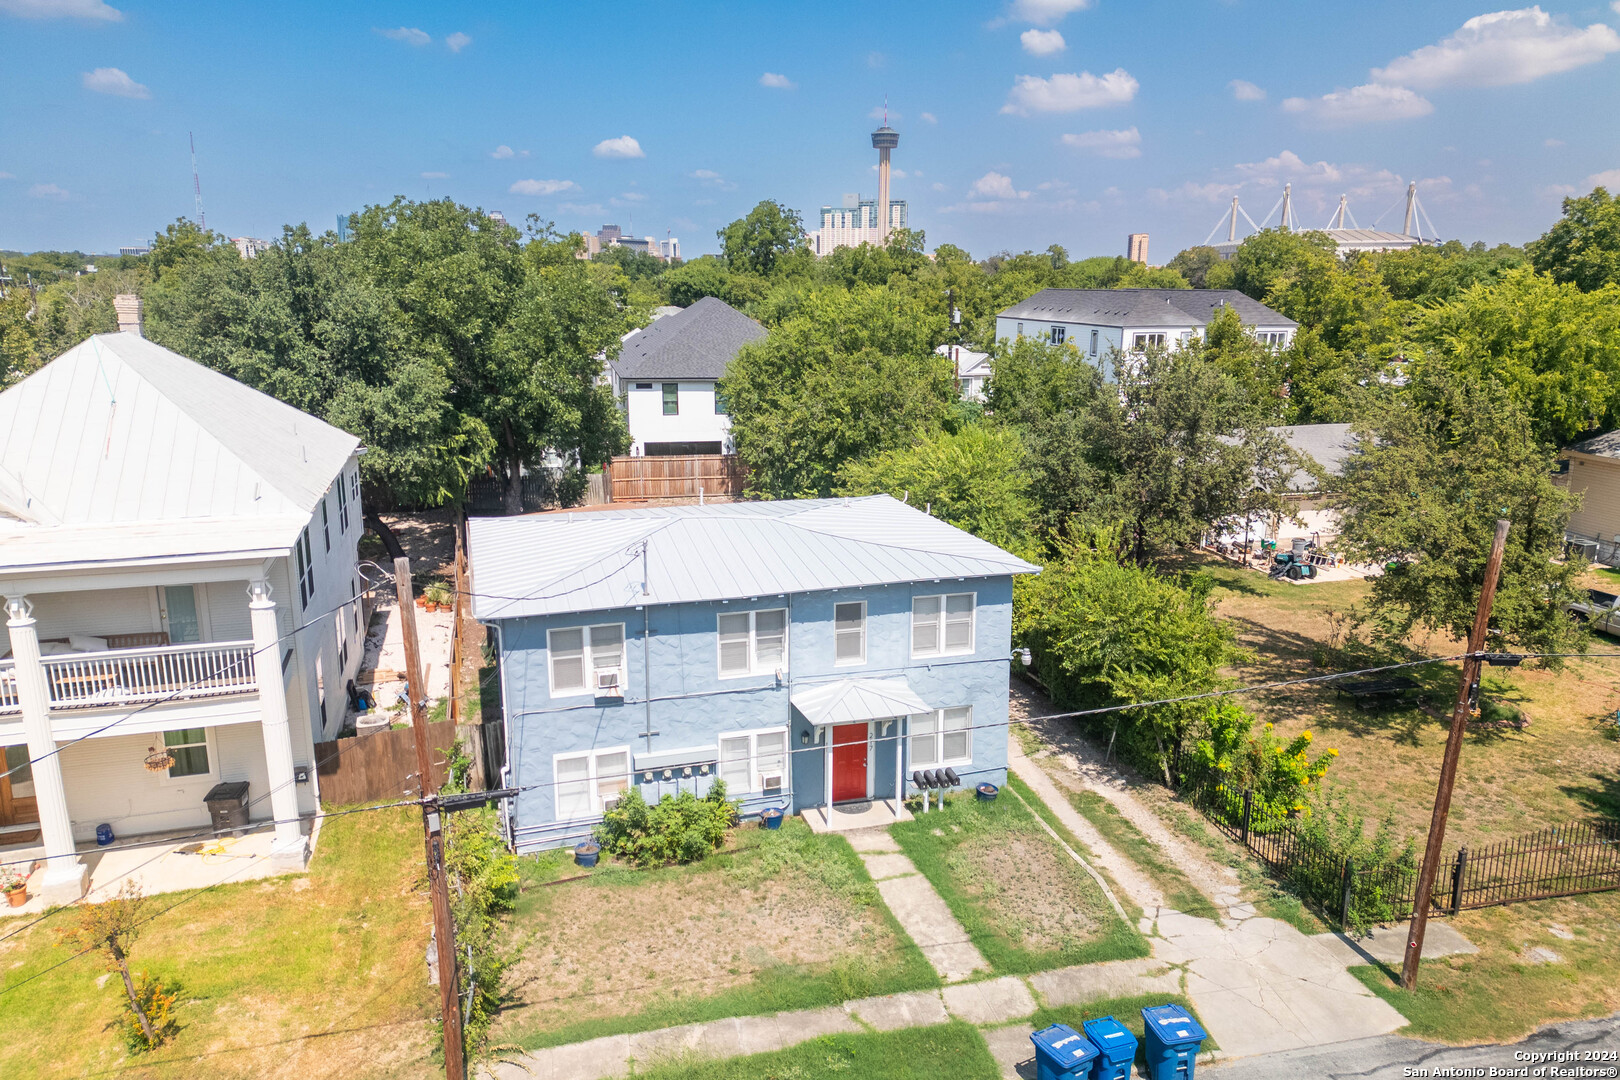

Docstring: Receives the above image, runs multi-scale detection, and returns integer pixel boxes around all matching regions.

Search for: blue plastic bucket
[574,841,600,868]
[761,807,785,830]
[95,823,115,847]
[976,783,999,802]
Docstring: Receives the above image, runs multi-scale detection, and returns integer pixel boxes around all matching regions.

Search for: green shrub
[1280,789,1416,932]
[1188,703,1337,825]
[118,973,178,1052]
[596,783,739,867]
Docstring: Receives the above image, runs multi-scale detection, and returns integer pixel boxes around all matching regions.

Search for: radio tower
[189,132,206,229]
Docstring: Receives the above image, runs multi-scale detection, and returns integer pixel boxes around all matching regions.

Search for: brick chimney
[113,294,143,337]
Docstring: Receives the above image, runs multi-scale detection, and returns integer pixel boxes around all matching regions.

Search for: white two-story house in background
[995,288,1297,379]
[0,317,366,901]
[609,296,766,456]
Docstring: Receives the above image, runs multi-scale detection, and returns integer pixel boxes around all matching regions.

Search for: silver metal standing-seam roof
[611,296,767,381]
[468,495,1040,621]
[997,288,1296,330]
[790,678,933,727]
[0,333,360,569]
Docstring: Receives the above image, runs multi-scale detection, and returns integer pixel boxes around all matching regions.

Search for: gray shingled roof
[612,296,767,381]
[1270,423,1356,491]
[1567,430,1620,460]
[998,289,1296,330]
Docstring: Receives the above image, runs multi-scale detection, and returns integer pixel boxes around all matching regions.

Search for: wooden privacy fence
[609,454,746,503]
[314,720,456,805]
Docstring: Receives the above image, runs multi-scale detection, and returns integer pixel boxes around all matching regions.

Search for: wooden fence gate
[314,721,456,806]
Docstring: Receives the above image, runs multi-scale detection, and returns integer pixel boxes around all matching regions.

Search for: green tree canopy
[1229,228,1338,302]
[1528,186,1620,292]
[717,200,807,277]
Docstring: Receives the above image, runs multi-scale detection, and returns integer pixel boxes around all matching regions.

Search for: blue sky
[4,0,1620,260]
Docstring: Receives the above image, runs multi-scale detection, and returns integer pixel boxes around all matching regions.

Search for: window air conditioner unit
[595,669,623,697]
[603,796,623,813]
[760,772,784,793]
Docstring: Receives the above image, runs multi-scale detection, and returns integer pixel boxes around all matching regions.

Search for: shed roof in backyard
[611,296,766,381]
[467,494,1040,621]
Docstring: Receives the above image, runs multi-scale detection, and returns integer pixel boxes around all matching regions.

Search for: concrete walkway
[844,827,988,983]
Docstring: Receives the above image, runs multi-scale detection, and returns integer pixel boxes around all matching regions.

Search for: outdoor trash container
[1030,1023,1099,1080]
[1141,1004,1207,1080]
[203,781,250,836]
[1082,1015,1138,1080]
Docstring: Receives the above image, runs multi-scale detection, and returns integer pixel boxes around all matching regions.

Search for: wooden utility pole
[395,557,466,1080]
[1401,518,1510,991]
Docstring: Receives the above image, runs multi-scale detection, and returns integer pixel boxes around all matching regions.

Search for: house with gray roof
[1560,430,1620,563]
[609,296,766,456]
[469,495,1038,848]
[995,288,1297,378]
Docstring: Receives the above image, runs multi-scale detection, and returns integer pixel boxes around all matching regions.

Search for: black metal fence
[1177,763,1620,928]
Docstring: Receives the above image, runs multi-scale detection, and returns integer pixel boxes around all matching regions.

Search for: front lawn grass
[0,805,436,1080]
[1062,787,1220,921]
[628,1021,999,1080]
[1349,890,1620,1044]
[889,781,1147,975]
[494,818,937,1051]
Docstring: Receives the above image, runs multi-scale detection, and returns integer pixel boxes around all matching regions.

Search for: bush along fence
[1174,761,1620,931]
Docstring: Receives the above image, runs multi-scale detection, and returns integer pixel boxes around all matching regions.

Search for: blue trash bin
[1082,1015,1138,1080]
[1030,1023,1099,1080]
[1140,1004,1207,1080]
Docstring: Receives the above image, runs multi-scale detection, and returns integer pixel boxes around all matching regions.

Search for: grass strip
[890,782,1148,976]
[1061,787,1220,921]
[1004,772,1136,922]
[626,1020,1000,1080]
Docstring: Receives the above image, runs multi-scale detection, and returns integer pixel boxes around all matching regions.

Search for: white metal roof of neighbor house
[468,494,1040,621]
[0,333,359,571]
[997,289,1296,330]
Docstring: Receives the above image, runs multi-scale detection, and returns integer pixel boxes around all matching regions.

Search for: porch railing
[0,640,259,714]
[0,659,17,712]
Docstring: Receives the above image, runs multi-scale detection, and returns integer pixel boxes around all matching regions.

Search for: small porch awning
[791,678,931,728]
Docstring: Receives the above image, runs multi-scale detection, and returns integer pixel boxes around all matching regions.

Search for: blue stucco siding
[492,576,1016,851]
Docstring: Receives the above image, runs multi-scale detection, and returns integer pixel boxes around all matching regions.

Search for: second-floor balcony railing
[0,640,258,715]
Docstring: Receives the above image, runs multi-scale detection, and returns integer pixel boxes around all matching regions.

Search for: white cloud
[869,166,911,178]
[759,72,796,89]
[445,31,471,52]
[509,179,577,196]
[420,171,448,179]
[0,171,14,180]
[0,0,120,18]
[1020,28,1066,55]
[1613,0,1620,13]
[1281,83,1433,126]
[28,182,69,200]
[931,181,946,191]
[1544,137,1565,147]
[1587,168,1620,188]
[1229,79,1265,101]
[1060,127,1142,158]
[558,202,605,216]
[867,51,885,68]
[378,26,431,46]
[82,66,148,98]
[593,135,645,159]
[1372,7,1620,89]
[616,191,647,202]
[920,111,938,123]
[869,105,901,122]
[1001,69,1137,114]
[970,171,1030,199]
[690,169,737,190]
[691,169,721,180]
[1011,0,1091,27]
[490,145,515,159]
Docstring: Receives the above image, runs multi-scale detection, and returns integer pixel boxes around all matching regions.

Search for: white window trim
[295,527,315,610]
[547,623,627,699]
[908,707,973,770]
[910,592,977,659]
[552,746,632,821]
[716,607,789,679]
[833,600,867,667]
[157,727,218,787]
[717,726,791,795]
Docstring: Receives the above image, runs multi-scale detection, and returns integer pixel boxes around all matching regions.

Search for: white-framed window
[1132,332,1167,351]
[911,593,975,657]
[1049,326,1066,345]
[909,706,972,769]
[321,498,331,552]
[1016,322,1024,336]
[717,608,787,677]
[163,728,212,780]
[718,728,789,794]
[336,475,350,532]
[548,624,625,697]
[554,747,631,819]
[834,601,866,665]
[350,467,360,508]
[1090,329,1099,355]
[1256,331,1287,348]
[295,526,315,609]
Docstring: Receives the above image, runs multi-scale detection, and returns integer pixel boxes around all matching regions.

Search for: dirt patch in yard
[947,833,1100,953]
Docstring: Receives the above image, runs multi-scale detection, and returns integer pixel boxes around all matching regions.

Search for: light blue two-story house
[469,496,1039,851]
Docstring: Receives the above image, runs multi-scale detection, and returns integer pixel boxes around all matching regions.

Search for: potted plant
[424,582,452,613]
[3,870,27,906]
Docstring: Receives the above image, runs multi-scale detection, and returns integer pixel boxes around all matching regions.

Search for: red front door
[832,723,869,803]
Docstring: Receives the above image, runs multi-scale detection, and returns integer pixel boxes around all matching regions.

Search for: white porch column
[822,728,832,811]
[4,596,88,902]
[248,580,307,870]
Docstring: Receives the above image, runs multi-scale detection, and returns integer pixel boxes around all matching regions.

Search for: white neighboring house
[995,289,1297,379]
[608,296,766,456]
[938,344,992,403]
[0,320,367,900]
